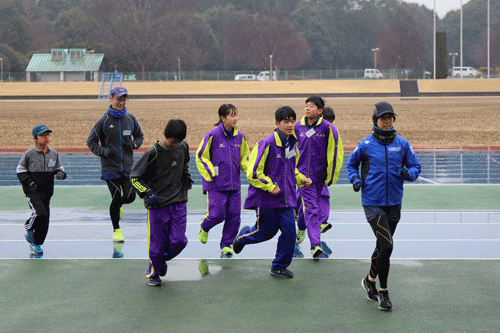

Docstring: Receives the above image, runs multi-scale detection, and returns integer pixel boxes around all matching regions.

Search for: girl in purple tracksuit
[232,106,311,278]
[196,104,249,258]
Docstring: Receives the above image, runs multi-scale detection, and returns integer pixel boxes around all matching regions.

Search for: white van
[256,71,277,81]
[234,74,256,81]
[452,67,477,77]
[364,69,383,79]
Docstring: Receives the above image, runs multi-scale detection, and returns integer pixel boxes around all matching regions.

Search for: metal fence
[2,150,499,187]
[5,69,495,82]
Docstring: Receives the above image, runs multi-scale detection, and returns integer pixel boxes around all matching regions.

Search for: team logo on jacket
[276,153,282,158]
[219,143,225,148]
[110,125,114,128]
[388,147,401,152]
[172,161,178,167]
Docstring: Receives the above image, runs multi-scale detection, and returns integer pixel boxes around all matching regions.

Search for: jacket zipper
[119,118,123,171]
[228,135,233,190]
[385,145,389,206]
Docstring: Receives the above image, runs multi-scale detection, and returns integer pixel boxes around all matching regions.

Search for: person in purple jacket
[232,106,312,278]
[196,104,249,258]
[295,96,343,258]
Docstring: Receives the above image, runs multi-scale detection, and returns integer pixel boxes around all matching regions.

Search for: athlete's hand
[28,181,38,193]
[55,171,67,180]
[399,168,410,180]
[144,190,159,206]
[271,184,281,195]
[300,178,312,187]
[352,178,363,192]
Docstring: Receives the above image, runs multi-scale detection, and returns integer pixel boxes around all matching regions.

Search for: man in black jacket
[87,86,144,242]
[17,124,67,257]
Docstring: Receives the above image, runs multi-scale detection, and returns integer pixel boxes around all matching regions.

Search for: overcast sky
[403,0,472,18]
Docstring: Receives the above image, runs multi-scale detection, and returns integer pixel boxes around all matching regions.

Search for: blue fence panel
[2,151,500,187]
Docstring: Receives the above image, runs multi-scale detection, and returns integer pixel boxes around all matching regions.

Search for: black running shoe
[148,276,162,287]
[270,268,294,278]
[378,290,392,311]
[160,261,168,277]
[233,226,251,254]
[361,276,378,301]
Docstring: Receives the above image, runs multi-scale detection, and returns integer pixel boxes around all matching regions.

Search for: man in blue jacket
[347,101,421,311]
[87,86,144,242]
[232,106,311,278]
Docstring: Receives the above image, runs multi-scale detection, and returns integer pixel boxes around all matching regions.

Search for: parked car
[234,74,256,81]
[364,69,383,79]
[256,71,277,81]
[451,67,477,78]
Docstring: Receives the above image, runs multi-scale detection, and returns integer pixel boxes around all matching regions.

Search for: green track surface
[3,184,500,211]
[1,259,498,332]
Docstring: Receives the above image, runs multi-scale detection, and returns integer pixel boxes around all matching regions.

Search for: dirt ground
[1,96,499,151]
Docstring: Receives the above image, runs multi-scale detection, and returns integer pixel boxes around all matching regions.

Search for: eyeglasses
[113,96,127,102]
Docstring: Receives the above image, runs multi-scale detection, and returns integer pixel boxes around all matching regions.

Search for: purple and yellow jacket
[196,123,249,193]
[295,116,344,186]
[244,130,306,209]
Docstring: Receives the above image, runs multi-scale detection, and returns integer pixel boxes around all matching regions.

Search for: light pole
[449,53,458,73]
[371,48,380,79]
[177,58,181,81]
[0,57,3,83]
[269,55,273,81]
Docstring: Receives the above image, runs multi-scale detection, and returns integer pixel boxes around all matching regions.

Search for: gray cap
[373,102,397,119]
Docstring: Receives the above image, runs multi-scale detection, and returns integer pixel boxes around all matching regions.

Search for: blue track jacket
[346,133,421,206]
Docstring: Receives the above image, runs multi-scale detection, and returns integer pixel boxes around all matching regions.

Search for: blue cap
[110,86,128,97]
[32,124,52,137]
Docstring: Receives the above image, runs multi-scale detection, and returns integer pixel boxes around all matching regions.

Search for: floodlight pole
[269,55,273,81]
[0,57,3,82]
[460,0,463,79]
[487,0,490,78]
[371,48,379,79]
[178,58,181,81]
[449,52,458,71]
[433,0,436,79]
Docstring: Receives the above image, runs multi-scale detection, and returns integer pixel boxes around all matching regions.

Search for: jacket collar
[218,122,239,136]
[300,115,324,127]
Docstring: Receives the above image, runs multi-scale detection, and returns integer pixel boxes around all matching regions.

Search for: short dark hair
[215,104,237,126]
[164,119,187,141]
[305,95,325,110]
[275,106,296,122]
[322,107,335,122]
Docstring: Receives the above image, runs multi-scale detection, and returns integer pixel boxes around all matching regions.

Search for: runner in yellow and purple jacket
[195,104,249,258]
[295,96,343,258]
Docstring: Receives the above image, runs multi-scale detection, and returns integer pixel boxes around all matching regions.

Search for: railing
[4,70,498,82]
[2,150,499,186]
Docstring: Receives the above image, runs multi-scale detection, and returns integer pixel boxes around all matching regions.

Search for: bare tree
[87,0,175,78]
[377,7,428,71]
[239,10,310,70]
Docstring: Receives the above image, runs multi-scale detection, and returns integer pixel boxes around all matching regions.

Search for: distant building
[26,49,104,82]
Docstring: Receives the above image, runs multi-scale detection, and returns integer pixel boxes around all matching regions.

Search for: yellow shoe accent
[311,245,324,258]
[198,260,210,276]
[198,228,208,244]
[119,207,124,219]
[113,228,124,242]
[296,229,306,244]
[221,246,233,258]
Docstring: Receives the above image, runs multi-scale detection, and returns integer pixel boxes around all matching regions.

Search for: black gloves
[144,190,159,206]
[104,149,114,158]
[182,174,194,191]
[28,181,38,193]
[352,178,363,192]
[56,171,67,180]
[123,142,135,151]
[399,168,410,180]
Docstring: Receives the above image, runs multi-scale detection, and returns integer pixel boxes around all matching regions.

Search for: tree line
[0,0,499,79]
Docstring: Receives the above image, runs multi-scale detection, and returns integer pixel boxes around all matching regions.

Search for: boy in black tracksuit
[130,119,193,286]
[17,124,67,256]
[87,86,144,242]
